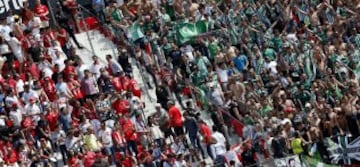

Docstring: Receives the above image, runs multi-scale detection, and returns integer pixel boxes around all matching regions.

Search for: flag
[301,156,340,167]
[127,22,144,42]
[355,62,360,81]
[176,21,208,44]
[334,84,342,99]
[194,87,209,109]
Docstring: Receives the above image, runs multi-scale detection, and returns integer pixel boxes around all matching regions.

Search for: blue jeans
[127,140,138,155]
[207,145,214,160]
[215,155,226,167]
[189,136,205,157]
[104,145,116,164]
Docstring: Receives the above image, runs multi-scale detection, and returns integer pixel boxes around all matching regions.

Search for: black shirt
[169,49,182,67]
[28,46,42,63]
[118,53,131,71]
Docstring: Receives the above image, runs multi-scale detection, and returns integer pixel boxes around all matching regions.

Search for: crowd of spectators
[0,0,359,167]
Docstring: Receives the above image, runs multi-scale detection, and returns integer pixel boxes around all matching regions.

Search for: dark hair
[212,125,219,132]
[147,116,153,127]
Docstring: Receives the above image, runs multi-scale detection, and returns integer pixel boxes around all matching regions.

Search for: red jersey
[121,119,137,141]
[83,151,96,167]
[129,79,141,98]
[25,63,40,80]
[3,148,19,164]
[46,111,59,131]
[112,131,126,146]
[113,99,130,114]
[63,65,76,81]
[231,120,244,138]
[56,29,68,47]
[34,4,49,20]
[6,77,17,91]
[112,76,124,92]
[168,105,183,127]
[121,157,133,167]
[68,156,80,167]
[67,79,83,99]
[200,123,212,145]
[42,30,56,48]
[120,76,131,91]
[42,79,57,101]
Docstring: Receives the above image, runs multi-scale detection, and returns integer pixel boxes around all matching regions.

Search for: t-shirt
[98,127,113,147]
[233,55,247,72]
[200,123,212,144]
[211,132,226,157]
[83,134,100,151]
[83,151,96,167]
[34,4,49,19]
[121,119,136,141]
[46,111,59,131]
[168,105,183,127]
[28,17,41,36]
[8,37,22,55]
[9,109,23,127]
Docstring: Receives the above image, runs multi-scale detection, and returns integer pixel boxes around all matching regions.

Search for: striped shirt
[354,34,360,47]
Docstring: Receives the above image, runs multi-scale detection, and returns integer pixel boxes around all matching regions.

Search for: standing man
[81,69,100,100]
[211,126,227,167]
[55,14,83,49]
[167,101,184,140]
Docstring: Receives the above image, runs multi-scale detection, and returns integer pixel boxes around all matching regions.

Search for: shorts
[173,126,184,136]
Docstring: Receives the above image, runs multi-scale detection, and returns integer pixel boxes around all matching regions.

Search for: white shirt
[0,24,12,41]
[16,79,25,93]
[38,61,54,78]
[264,61,278,75]
[171,142,186,155]
[98,127,113,147]
[90,119,101,136]
[48,45,66,61]
[116,0,124,6]
[108,59,123,74]
[135,119,147,132]
[286,33,298,44]
[150,125,164,139]
[224,150,241,167]
[24,103,41,123]
[54,56,66,72]
[181,45,194,61]
[90,63,104,79]
[51,130,66,145]
[22,90,39,104]
[76,64,88,81]
[0,43,10,54]
[4,95,21,107]
[211,132,227,157]
[79,120,92,133]
[56,82,68,94]
[9,109,23,127]
[28,17,41,36]
[66,136,82,151]
[8,37,22,55]
[216,67,229,83]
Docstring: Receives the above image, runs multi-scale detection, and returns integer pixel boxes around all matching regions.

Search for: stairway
[74,30,158,116]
